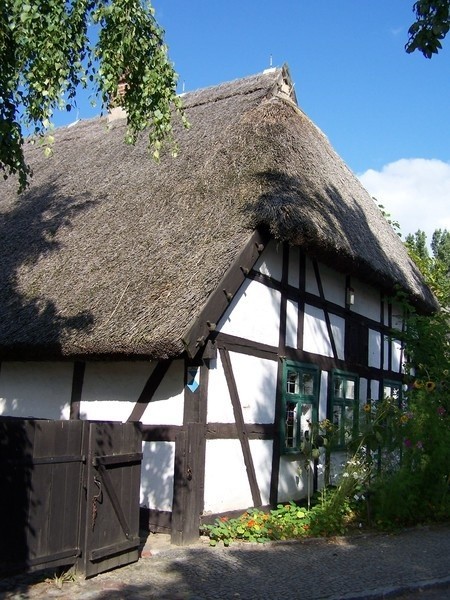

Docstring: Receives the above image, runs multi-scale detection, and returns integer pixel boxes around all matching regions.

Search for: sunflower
[425,381,436,392]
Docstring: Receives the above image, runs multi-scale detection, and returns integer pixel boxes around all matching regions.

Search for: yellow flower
[413,380,424,389]
[425,381,436,392]
[363,403,371,413]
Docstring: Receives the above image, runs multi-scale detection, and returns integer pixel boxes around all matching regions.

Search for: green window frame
[330,370,359,449]
[281,361,319,454]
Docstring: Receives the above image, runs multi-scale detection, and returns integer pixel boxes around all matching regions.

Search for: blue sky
[63,1,450,241]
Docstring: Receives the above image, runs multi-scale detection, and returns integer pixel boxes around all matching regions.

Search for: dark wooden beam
[269,243,289,506]
[312,259,338,360]
[171,360,209,545]
[70,361,85,420]
[297,251,306,351]
[141,425,181,442]
[127,359,172,422]
[182,229,270,358]
[206,422,274,439]
[214,332,278,361]
[219,347,262,507]
[144,508,172,534]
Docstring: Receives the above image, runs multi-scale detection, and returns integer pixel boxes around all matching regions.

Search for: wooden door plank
[83,422,141,578]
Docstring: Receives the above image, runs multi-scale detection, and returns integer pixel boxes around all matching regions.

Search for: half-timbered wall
[0,238,406,535]
[0,359,185,515]
[206,239,405,515]
[0,362,73,419]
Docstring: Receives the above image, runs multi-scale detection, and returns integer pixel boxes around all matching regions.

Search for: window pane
[301,403,312,441]
[332,404,342,430]
[301,373,314,396]
[384,384,400,400]
[346,379,355,400]
[334,377,344,398]
[287,371,298,394]
[344,405,354,443]
[285,401,298,449]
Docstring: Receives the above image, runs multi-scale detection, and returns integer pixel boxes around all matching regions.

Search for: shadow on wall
[0,418,33,575]
[140,440,175,513]
[0,183,98,573]
[0,181,96,359]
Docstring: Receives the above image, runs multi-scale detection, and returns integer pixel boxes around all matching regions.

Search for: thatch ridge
[0,67,436,359]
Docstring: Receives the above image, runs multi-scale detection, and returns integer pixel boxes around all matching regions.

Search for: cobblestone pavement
[1,525,449,600]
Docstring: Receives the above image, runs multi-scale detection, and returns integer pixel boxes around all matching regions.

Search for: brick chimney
[107,78,127,123]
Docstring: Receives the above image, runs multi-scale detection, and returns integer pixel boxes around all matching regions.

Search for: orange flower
[219,516,228,522]
[247,519,256,528]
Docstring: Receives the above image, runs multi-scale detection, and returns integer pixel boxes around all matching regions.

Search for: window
[330,370,359,449]
[382,380,402,405]
[282,361,319,453]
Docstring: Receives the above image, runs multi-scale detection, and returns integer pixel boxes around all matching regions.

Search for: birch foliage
[1,0,183,191]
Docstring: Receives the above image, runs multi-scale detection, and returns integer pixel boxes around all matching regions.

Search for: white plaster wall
[204,439,249,512]
[351,280,381,322]
[0,362,73,419]
[140,361,184,425]
[392,305,404,332]
[392,340,403,373]
[330,313,345,360]
[286,299,298,349]
[319,263,346,307]
[383,303,404,332]
[140,441,175,511]
[288,246,300,288]
[359,378,368,403]
[383,336,403,373]
[278,454,308,501]
[79,360,184,424]
[329,451,349,486]
[80,361,154,422]
[383,335,390,371]
[251,439,273,505]
[206,356,234,423]
[303,304,333,357]
[254,239,283,281]
[305,257,320,296]
[370,379,379,401]
[207,352,277,424]
[368,329,381,368]
[217,279,281,348]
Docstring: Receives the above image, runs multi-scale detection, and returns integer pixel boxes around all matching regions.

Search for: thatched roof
[0,66,437,360]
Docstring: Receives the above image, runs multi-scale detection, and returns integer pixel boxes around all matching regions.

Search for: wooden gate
[80,421,142,577]
[0,418,142,577]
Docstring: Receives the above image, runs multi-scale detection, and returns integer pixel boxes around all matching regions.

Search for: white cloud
[359,158,450,243]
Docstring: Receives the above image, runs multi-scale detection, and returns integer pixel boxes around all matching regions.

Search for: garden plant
[203,237,450,546]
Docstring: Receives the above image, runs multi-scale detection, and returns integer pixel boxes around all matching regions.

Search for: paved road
[0,525,449,599]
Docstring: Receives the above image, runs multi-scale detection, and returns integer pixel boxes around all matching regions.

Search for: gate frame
[0,418,142,578]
